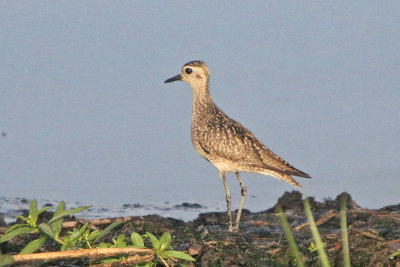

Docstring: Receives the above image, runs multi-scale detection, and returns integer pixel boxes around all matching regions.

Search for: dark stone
[269,190,304,212]
[174,202,203,209]
[380,203,400,212]
[122,203,143,208]
[254,227,273,238]
[334,192,357,210]
[193,212,227,227]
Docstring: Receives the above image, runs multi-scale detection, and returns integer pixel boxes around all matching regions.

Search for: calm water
[1,2,399,223]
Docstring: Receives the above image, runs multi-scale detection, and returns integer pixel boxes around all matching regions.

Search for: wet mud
[1,191,400,266]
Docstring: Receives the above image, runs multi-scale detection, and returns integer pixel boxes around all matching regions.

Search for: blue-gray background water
[1,2,399,222]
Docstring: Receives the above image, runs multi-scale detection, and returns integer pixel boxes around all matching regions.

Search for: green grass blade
[20,237,46,254]
[162,250,195,261]
[144,232,160,250]
[69,223,88,242]
[340,195,351,267]
[4,223,29,234]
[15,216,29,223]
[389,250,400,259]
[87,229,100,241]
[303,197,330,267]
[29,199,39,219]
[115,234,127,248]
[37,206,51,216]
[93,221,124,244]
[0,227,34,243]
[48,206,91,224]
[159,232,171,252]
[51,201,66,235]
[131,232,145,247]
[38,223,55,239]
[53,201,67,217]
[277,205,305,267]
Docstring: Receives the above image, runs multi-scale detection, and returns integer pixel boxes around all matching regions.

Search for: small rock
[174,202,203,209]
[334,192,359,209]
[188,243,203,255]
[270,190,304,212]
[122,203,143,208]
[380,203,400,212]
[254,227,273,238]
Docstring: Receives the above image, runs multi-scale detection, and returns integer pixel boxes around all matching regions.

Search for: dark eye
[185,68,193,74]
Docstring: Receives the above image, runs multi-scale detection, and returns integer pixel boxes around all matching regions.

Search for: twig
[378,238,400,246]
[90,253,154,267]
[359,230,385,241]
[158,253,171,267]
[12,247,153,264]
[348,208,377,215]
[294,210,338,231]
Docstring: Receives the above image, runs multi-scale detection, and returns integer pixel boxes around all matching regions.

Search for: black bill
[164,74,182,83]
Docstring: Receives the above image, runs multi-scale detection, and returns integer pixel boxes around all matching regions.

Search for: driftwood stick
[12,247,153,263]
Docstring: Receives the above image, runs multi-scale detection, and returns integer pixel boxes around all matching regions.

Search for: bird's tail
[262,170,303,188]
[281,174,302,188]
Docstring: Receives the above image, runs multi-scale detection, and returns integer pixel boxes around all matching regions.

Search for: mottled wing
[199,116,310,178]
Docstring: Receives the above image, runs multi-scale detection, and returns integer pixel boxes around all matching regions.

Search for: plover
[165,60,311,231]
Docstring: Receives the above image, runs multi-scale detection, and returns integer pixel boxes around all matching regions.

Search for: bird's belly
[210,159,242,173]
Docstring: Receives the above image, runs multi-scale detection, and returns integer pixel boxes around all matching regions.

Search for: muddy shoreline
[1,191,400,266]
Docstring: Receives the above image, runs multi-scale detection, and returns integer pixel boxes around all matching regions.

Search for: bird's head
[165,60,210,88]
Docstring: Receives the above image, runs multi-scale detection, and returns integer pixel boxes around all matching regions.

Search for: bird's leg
[234,172,247,231]
[219,171,233,231]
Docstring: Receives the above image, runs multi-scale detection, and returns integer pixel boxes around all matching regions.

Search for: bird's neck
[191,82,215,118]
